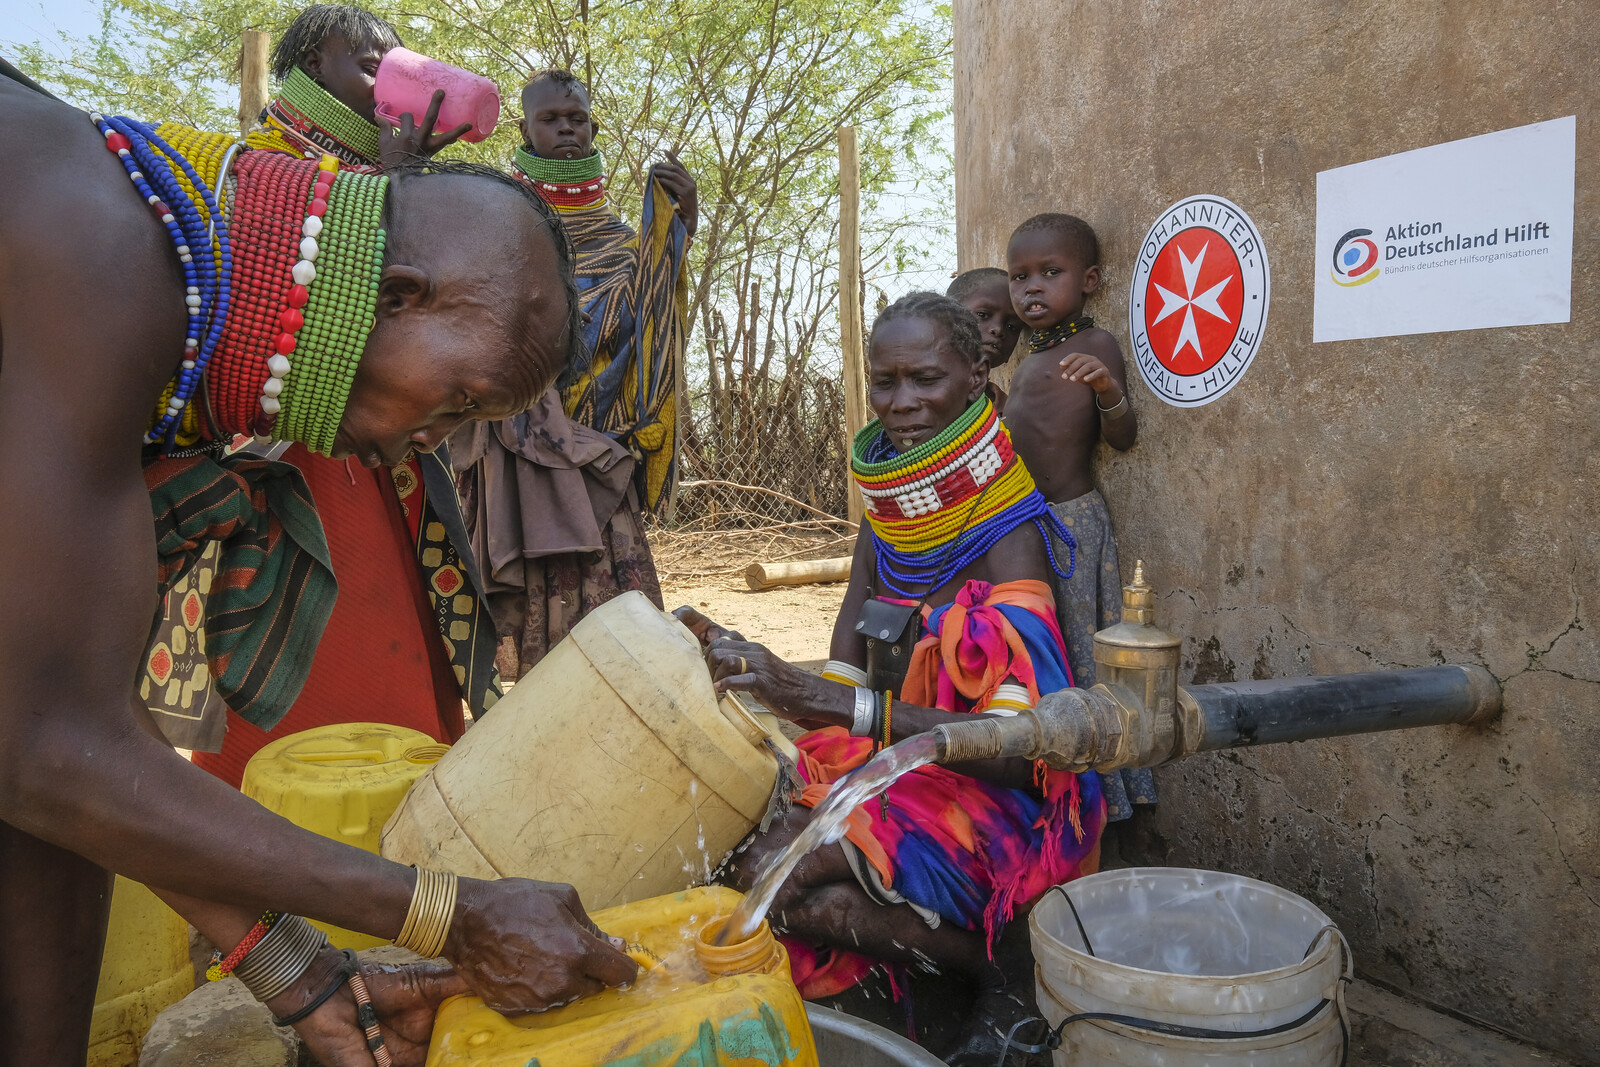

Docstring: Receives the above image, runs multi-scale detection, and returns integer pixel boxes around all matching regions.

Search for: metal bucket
[805,1005,946,1066]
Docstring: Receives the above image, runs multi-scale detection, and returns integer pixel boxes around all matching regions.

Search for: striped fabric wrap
[519,162,689,515]
[145,451,335,730]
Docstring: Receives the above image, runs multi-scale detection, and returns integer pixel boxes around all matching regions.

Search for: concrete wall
[954,0,1596,1059]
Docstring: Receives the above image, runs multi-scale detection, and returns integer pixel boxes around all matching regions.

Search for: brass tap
[1082,561,1189,770]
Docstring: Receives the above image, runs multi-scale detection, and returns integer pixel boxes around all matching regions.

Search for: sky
[0,0,103,54]
[0,0,957,297]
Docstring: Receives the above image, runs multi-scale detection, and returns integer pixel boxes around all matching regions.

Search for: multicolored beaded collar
[93,112,387,456]
[511,146,609,213]
[1026,314,1094,354]
[852,396,1076,598]
[254,67,383,170]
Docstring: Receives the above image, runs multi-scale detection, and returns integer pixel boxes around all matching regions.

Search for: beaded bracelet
[879,690,894,821]
[347,965,394,1067]
[206,910,281,981]
[232,913,330,1004]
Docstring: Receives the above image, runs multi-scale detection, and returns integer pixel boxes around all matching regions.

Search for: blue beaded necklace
[91,111,234,449]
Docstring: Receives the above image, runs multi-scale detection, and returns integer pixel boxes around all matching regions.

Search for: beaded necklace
[1025,314,1094,354]
[255,67,383,169]
[511,146,609,213]
[95,113,388,455]
[852,397,1076,599]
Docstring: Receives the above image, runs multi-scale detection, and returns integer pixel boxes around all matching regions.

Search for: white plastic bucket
[1029,867,1350,1065]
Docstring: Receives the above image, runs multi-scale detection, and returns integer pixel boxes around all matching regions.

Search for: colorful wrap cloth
[531,168,689,516]
[145,452,334,730]
[788,578,1105,998]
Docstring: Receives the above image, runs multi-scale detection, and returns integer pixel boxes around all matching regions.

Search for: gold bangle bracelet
[395,867,458,959]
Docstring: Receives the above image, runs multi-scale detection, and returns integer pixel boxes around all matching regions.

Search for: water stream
[721,732,942,943]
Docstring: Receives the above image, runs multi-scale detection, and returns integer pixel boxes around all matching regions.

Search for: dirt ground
[652,524,853,664]
[660,576,845,664]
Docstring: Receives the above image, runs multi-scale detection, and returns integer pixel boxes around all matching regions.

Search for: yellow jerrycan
[88,877,194,1067]
[425,886,817,1067]
[381,591,796,909]
[242,722,449,948]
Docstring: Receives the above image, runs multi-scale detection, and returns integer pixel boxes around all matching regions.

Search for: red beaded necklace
[209,151,321,437]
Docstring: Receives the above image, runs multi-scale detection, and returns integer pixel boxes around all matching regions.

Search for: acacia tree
[17,0,952,520]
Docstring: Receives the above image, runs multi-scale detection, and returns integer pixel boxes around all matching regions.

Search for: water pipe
[930,562,1501,771]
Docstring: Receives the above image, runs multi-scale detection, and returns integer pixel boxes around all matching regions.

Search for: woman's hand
[444,877,637,1015]
[652,149,698,238]
[379,89,473,166]
[704,636,850,728]
[269,948,468,1066]
[672,605,744,647]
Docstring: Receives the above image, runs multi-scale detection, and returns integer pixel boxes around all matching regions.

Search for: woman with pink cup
[374,46,501,145]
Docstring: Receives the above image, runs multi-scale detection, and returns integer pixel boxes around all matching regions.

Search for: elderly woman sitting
[676,292,1106,1063]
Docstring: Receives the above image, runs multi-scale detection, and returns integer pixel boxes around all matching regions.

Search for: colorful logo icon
[1129,194,1270,408]
[1330,228,1380,286]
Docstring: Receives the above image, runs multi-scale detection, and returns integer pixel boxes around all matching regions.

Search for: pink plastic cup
[373,47,500,143]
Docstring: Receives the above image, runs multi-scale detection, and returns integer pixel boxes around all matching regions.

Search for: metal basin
[806,1004,946,1066]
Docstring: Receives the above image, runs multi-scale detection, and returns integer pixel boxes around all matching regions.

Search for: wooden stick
[837,126,867,527]
[745,556,853,590]
[238,29,271,139]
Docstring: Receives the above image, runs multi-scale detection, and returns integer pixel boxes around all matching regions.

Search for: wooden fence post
[238,29,271,139]
[838,125,866,526]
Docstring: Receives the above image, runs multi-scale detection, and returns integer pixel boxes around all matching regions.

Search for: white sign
[1128,194,1270,407]
[1314,117,1574,342]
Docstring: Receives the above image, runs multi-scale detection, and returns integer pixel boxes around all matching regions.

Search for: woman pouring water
[674,292,1106,1065]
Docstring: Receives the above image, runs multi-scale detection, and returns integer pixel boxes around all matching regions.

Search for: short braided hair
[1010,213,1101,270]
[946,267,1008,304]
[870,291,983,368]
[271,5,403,80]
[523,69,589,99]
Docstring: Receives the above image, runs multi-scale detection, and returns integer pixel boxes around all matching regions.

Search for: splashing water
[722,732,942,943]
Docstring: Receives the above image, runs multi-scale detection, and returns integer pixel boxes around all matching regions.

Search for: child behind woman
[1002,212,1155,822]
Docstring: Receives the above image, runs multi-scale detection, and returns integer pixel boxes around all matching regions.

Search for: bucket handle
[1001,915,1356,1067]
[1044,883,1097,957]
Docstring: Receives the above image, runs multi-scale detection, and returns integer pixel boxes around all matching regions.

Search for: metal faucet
[931,562,1501,770]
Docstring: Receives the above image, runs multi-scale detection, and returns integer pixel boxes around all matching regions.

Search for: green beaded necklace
[277,67,383,166]
[512,146,605,184]
[278,167,389,455]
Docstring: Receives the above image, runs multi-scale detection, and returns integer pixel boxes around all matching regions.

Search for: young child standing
[947,267,1023,407]
[1002,212,1154,822]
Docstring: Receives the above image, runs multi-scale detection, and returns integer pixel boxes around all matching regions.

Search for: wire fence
[652,370,860,585]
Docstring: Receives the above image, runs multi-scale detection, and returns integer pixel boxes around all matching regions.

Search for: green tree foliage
[16,0,952,521]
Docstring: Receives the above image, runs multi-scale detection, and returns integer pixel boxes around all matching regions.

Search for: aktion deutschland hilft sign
[1314,116,1574,343]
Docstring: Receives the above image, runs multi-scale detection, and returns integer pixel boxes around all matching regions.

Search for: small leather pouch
[856,596,921,694]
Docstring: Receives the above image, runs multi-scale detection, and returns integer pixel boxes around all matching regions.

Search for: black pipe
[1187,665,1500,752]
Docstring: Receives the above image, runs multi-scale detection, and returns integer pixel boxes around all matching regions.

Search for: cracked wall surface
[953,0,1597,1060]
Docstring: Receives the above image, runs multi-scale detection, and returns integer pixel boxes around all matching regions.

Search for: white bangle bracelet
[850,686,876,736]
